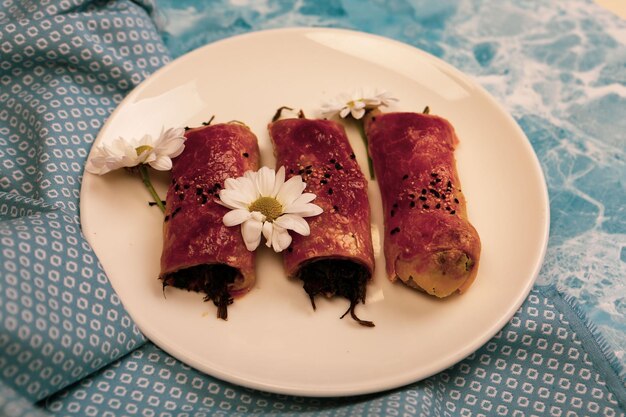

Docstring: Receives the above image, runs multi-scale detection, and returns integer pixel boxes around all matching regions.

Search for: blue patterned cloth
[1,0,625,416]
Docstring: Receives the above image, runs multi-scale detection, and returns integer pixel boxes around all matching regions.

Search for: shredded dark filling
[297,260,374,327]
[161,264,238,320]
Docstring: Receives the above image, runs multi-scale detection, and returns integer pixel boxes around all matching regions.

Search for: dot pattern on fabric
[43,289,625,417]
[0,0,170,402]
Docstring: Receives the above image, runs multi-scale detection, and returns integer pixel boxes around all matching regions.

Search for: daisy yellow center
[249,197,282,222]
[135,145,153,156]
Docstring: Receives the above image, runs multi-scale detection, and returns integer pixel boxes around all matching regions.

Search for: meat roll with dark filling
[159,122,260,319]
[268,117,375,326]
[364,111,481,297]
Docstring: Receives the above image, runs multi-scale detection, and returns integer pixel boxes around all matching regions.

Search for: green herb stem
[356,119,375,180]
[139,164,166,213]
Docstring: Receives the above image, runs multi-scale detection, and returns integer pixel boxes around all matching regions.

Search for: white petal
[137,150,155,165]
[351,107,366,120]
[256,166,276,197]
[149,156,173,171]
[135,133,153,147]
[271,166,286,197]
[243,170,257,182]
[271,225,292,252]
[283,203,323,217]
[276,175,306,207]
[274,214,310,236]
[154,128,186,158]
[218,189,251,210]
[352,99,366,110]
[161,138,186,159]
[241,218,263,251]
[250,211,266,222]
[234,176,259,200]
[223,209,251,226]
[223,177,238,190]
[289,192,316,206]
[339,107,351,118]
[86,144,128,174]
[262,221,273,248]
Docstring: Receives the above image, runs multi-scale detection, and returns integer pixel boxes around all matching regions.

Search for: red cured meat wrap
[268,117,375,326]
[159,122,260,319]
[364,111,481,297]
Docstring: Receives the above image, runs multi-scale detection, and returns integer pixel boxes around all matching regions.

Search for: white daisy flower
[320,88,398,120]
[219,166,323,252]
[86,127,186,175]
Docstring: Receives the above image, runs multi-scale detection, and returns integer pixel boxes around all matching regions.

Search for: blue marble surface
[155,0,626,370]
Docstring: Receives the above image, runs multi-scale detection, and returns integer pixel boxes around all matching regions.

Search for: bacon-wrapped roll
[159,122,260,319]
[364,111,481,297]
[268,117,375,326]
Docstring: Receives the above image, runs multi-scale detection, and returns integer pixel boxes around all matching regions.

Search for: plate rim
[80,26,551,397]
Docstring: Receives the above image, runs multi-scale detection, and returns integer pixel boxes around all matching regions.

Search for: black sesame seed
[328,188,333,195]
[435,178,442,183]
[349,153,356,159]
[201,196,208,204]
[422,189,427,195]
[410,201,416,208]
[402,174,409,180]
[330,158,336,164]
[287,247,293,253]
[184,126,190,131]
[429,189,440,198]
[445,206,451,211]
[183,184,190,189]
[324,173,331,178]
[431,172,438,177]
[289,169,294,174]
[454,198,460,204]
[409,193,415,199]
[164,215,170,222]
[305,169,312,175]
[335,163,343,170]
[390,210,395,217]
[450,210,456,215]
[196,187,203,195]
[320,179,327,185]
[393,203,399,209]
[298,169,304,175]
[419,196,427,201]
[333,205,339,212]
[430,181,436,186]
[243,152,249,158]
[423,204,430,209]
[436,203,441,209]
[447,180,452,188]
[214,183,221,189]
[178,194,184,200]
[305,165,312,169]
[390,227,400,235]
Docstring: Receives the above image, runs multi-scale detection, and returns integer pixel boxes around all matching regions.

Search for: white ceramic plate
[80,28,549,397]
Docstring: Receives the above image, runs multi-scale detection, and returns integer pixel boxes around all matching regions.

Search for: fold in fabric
[0,0,169,402]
